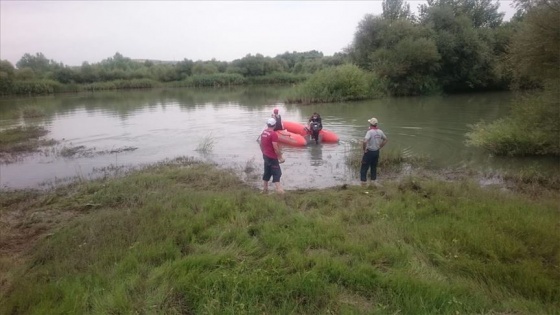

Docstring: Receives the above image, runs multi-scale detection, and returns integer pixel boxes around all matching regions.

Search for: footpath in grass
[0,158,558,314]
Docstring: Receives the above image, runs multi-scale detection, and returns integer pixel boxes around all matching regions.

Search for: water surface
[0,86,552,190]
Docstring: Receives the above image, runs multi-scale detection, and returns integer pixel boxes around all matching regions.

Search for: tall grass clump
[0,126,48,151]
[195,135,216,154]
[0,161,558,314]
[0,125,56,162]
[345,147,430,176]
[21,105,46,118]
[286,64,386,104]
[248,72,309,85]
[466,84,560,156]
[178,73,247,87]
[12,80,63,95]
[83,79,159,91]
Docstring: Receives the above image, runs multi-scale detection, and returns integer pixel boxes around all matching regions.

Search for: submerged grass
[21,106,46,118]
[195,134,216,154]
[345,147,431,177]
[0,159,558,314]
[0,126,57,162]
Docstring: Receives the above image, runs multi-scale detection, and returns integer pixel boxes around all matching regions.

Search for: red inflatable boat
[275,129,308,146]
[283,121,339,143]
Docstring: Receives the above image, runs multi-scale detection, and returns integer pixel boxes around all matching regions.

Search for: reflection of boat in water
[283,121,339,143]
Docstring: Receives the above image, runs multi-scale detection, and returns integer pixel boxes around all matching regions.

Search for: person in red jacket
[260,117,285,194]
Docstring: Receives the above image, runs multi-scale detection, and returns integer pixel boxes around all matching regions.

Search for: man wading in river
[361,117,388,187]
[260,117,285,194]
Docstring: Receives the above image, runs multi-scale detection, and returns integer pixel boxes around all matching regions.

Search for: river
[0,86,554,190]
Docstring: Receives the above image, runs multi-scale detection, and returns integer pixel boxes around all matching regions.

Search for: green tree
[229,54,268,76]
[16,53,59,77]
[507,0,559,84]
[78,62,99,83]
[0,60,15,94]
[15,67,36,81]
[466,0,560,156]
[349,15,388,69]
[100,52,138,72]
[382,0,412,20]
[420,3,498,92]
[372,37,441,95]
[150,64,180,82]
[420,0,504,28]
[192,61,219,75]
[350,14,442,95]
[175,59,194,79]
[274,51,323,73]
[50,66,77,84]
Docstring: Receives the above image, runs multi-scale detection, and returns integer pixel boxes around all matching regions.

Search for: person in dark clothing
[307,112,323,144]
[271,108,283,131]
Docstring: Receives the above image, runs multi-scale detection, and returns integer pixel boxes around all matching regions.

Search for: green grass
[0,159,558,314]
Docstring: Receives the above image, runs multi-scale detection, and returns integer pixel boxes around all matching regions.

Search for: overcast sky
[1,1,516,67]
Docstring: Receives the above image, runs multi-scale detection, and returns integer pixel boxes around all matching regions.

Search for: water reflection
[0,87,555,190]
[309,143,323,166]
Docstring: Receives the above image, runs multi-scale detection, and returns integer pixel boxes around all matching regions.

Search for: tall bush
[466,86,560,156]
[287,64,384,103]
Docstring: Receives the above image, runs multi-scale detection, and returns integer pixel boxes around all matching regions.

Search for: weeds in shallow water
[195,134,216,154]
[345,147,430,175]
[21,106,46,119]
[0,126,56,163]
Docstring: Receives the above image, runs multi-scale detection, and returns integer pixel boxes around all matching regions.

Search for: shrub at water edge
[466,86,560,156]
[286,64,386,104]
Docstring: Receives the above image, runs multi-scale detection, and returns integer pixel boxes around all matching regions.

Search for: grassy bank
[1,158,558,314]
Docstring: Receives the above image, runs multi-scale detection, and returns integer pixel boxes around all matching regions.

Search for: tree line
[0,50,346,95]
[0,0,557,98]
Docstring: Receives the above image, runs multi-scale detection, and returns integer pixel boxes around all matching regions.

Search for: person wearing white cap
[361,117,388,186]
[260,117,285,194]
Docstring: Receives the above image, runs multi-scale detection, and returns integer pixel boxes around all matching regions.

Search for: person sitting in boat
[307,112,323,144]
[271,108,283,131]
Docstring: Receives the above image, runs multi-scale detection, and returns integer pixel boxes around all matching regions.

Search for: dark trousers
[311,129,320,142]
[263,155,282,182]
[360,150,379,181]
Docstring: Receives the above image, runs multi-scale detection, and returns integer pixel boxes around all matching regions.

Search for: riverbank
[1,158,558,314]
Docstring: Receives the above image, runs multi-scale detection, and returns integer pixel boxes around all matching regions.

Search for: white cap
[267,117,276,126]
[368,117,378,125]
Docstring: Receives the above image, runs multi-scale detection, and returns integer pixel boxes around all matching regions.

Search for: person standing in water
[307,112,323,144]
[271,108,283,131]
[361,117,388,187]
[260,117,285,194]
